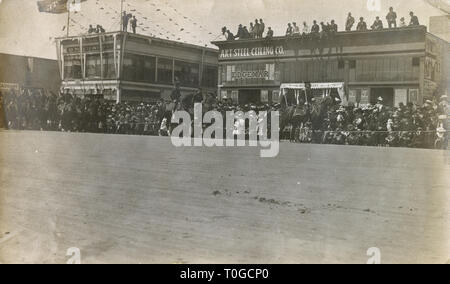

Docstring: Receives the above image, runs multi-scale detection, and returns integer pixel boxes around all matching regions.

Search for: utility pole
[120,0,124,32]
[67,2,71,37]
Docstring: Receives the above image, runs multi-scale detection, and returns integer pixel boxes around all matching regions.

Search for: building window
[157,58,173,85]
[348,88,370,105]
[123,56,135,81]
[202,65,218,88]
[394,89,408,107]
[265,64,275,80]
[122,54,156,82]
[412,57,420,67]
[220,90,228,100]
[231,90,239,103]
[174,60,199,88]
[63,55,82,79]
[144,57,156,83]
[338,60,345,69]
[272,90,280,103]
[226,65,235,82]
[349,60,356,69]
[409,89,419,103]
[86,54,102,78]
[135,56,146,82]
[261,90,269,103]
[104,53,116,79]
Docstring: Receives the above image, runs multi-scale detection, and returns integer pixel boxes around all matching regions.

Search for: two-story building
[212,26,448,107]
[56,32,219,103]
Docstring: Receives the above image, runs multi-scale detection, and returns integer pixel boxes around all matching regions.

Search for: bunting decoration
[59,0,222,47]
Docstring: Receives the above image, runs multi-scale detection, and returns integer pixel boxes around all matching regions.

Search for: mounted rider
[192,88,204,105]
[170,79,182,112]
[293,82,314,117]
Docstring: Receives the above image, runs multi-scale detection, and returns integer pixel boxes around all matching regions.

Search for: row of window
[64,53,218,88]
[348,88,420,107]
[220,56,422,85]
[219,89,281,104]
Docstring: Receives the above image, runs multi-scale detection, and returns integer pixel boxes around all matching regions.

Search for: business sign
[0,82,20,91]
[220,46,285,59]
[232,70,269,80]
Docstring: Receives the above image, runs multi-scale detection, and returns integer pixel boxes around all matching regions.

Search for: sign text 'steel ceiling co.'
[220,46,285,59]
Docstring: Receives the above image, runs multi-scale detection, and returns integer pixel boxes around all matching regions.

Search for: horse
[157,93,218,136]
[280,94,335,143]
[156,100,180,136]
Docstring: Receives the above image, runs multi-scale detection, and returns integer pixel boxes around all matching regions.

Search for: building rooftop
[56,31,219,54]
[212,25,448,47]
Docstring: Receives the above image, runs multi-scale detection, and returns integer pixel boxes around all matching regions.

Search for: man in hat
[170,81,182,112]
[375,97,384,112]
[204,93,218,112]
[131,16,138,34]
[258,19,265,39]
[371,16,384,30]
[243,26,251,38]
[311,20,320,34]
[226,30,235,41]
[254,19,261,39]
[357,17,368,31]
[249,22,256,39]
[88,25,96,34]
[386,7,397,29]
[265,27,274,39]
[96,25,106,34]
[409,12,420,26]
[330,20,338,33]
[346,12,355,31]
[286,23,293,36]
[292,22,300,36]
[235,24,246,40]
[192,88,204,104]
[122,11,131,32]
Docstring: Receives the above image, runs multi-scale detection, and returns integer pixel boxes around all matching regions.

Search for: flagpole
[67,2,70,37]
[120,0,124,32]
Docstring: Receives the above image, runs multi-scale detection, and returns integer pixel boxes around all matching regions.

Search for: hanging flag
[37,0,86,14]
[37,0,68,14]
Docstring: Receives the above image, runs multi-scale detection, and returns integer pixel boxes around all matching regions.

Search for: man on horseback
[170,80,182,113]
[192,88,204,105]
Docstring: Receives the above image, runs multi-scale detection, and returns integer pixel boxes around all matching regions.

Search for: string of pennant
[64,0,222,47]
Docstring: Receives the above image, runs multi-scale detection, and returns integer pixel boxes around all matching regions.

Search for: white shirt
[302,24,309,33]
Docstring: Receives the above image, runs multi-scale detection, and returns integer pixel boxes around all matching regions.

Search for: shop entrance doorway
[370,88,394,107]
[239,89,261,105]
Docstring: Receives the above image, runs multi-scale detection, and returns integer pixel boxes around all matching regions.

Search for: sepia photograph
[0,0,449,268]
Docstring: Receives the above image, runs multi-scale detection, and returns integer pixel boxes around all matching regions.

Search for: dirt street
[0,131,448,263]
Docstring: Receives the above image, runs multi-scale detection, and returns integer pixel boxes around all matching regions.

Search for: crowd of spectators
[0,89,164,135]
[292,96,448,149]
[0,88,447,149]
[223,8,422,41]
[222,19,273,40]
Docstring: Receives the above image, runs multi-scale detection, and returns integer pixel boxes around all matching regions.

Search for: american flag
[37,0,86,14]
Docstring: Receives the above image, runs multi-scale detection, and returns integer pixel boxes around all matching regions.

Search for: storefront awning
[280,82,345,89]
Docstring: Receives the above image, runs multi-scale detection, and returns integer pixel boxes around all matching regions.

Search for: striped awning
[280,82,344,90]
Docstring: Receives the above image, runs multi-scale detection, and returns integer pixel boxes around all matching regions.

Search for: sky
[0,0,446,59]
